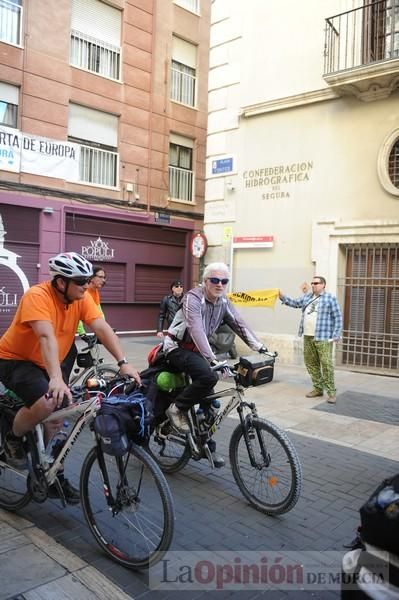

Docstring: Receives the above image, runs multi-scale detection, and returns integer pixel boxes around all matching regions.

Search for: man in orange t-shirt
[0,252,140,504]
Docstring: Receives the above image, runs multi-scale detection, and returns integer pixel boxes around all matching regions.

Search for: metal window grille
[174,0,200,14]
[170,60,196,106]
[338,244,399,374]
[0,0,22,46]
[70,29,121,81]
[388,138,399,188]
[79,143,118,188]
[324,0,399,75]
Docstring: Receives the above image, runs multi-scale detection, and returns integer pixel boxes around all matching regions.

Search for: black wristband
[117,358,128,367]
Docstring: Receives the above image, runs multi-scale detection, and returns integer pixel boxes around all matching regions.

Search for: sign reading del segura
[0,125,80,181]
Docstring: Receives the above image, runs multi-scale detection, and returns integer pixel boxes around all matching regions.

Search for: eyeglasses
[71,277,90,286]
[208,277,229,285]
[311,281,322,285]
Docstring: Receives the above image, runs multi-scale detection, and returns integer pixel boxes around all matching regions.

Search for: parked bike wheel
[229,416,302,515]
[148,420,190,474]
[81,364,119,387]
[80,443,174,569]
[0,409,31,511]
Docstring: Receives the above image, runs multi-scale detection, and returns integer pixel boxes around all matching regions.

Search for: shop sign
[0,213,30,315]
[0,125,80,181]
[81,237,115,262]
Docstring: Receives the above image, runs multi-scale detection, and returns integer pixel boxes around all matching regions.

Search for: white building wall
[205,0,399,367]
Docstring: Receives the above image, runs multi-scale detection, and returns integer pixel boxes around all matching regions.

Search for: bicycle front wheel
[229,417,302,516]
[0,409,31,511]
[80,444,174,570]
[81,364,119,386]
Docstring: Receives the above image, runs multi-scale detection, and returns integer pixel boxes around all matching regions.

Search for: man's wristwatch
[117,357,128,367]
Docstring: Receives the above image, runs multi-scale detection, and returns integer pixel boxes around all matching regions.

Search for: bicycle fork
[237,403,270,469]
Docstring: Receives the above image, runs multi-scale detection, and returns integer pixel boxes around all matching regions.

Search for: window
[171,36,197,107]
[168,134,194,202]
[388,138,399,187]
[364,0,399,62]
[68,104,119,188]
[174,0,200,14]
[70,0,121,81]
[0,82,18,127]
[0,0,22,46]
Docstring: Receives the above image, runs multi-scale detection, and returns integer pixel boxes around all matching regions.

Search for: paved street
[5,337,399,599]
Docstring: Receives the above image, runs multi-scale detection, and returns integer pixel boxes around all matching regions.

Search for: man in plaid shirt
[279,276,342,404]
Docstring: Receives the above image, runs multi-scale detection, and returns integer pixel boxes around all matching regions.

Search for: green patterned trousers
[303,336,335,396]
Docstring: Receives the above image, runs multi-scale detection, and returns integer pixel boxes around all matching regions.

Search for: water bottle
[196,408,207,432]
[45,421,69,461]
[0,381,20,402]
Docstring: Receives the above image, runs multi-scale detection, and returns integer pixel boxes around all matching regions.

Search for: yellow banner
[227,288,279,308]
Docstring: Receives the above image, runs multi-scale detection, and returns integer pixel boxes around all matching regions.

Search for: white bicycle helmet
[48,252,93,278]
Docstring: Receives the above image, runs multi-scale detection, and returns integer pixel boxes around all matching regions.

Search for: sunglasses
[71,277,90,286]
[208,277,229,285]
[311,281,322,285]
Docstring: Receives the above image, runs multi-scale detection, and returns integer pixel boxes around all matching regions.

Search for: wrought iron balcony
[323,0,399,101]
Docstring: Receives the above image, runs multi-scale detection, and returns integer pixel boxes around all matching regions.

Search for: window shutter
[169,133,194,148]
[71,0,121,46]
[69,104,118,147]
[0,82,19,104]
[172,36,197,68]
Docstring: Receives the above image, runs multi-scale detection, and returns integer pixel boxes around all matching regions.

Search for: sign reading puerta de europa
[0,125,80,181]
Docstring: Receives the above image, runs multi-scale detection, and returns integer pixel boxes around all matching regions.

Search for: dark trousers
[166,347,218,411]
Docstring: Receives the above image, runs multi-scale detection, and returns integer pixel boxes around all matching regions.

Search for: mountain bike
[0,377,174,570]
[69,333,118,386]
[148,354,302,516]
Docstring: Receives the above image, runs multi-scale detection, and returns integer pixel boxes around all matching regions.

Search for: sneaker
[327,395,336,404]
[48,478,80,505]
[305,389,324,398]
[166,404,190,432]
[4,432,28,470]
[210,452,225,469]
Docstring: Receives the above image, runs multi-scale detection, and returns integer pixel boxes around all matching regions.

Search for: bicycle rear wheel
[147,420,190,474]
[80,443,174,570]
[0,408,31,511]
[229,416,302,515]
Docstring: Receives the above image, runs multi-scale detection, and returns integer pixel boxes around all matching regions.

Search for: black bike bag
[236,355,274,387]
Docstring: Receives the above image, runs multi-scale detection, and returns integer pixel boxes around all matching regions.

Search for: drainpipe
[146,0,157,215]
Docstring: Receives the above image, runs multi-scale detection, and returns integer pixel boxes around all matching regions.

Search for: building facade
[0,0,210,333]
[206,0,399,375]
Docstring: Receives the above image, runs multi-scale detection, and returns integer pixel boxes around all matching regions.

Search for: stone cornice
[240,88,338,118]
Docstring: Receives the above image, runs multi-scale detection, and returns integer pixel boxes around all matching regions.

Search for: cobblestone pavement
[5,337,399,599]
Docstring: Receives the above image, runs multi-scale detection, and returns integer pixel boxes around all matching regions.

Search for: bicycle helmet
[49,252,93,278]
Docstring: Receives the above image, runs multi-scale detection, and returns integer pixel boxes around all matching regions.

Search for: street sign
[212,157,233,174]
[233,235,274,248]
[154,212,170,225]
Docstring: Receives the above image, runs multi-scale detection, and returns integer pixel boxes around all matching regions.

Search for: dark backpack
[359,473,399,555]
[94,389,152,456]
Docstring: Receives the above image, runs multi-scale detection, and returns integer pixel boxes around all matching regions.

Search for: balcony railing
[70,29,121,81]
[79,144,118,188]
[324,0,399,75]
[170,65,196,106]
[0,0,22,46]
[168,165,193,202]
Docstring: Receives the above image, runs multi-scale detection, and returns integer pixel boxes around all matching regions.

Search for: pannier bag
[359,473,399,555]
[236,354,274,387]
[94,390,152,456]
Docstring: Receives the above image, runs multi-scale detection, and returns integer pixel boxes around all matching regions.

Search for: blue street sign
[212,157,233,174]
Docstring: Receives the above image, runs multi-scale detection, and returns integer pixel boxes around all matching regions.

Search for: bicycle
[148,353,302,516]
[0,376,174,570]
[69,333,119,386]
